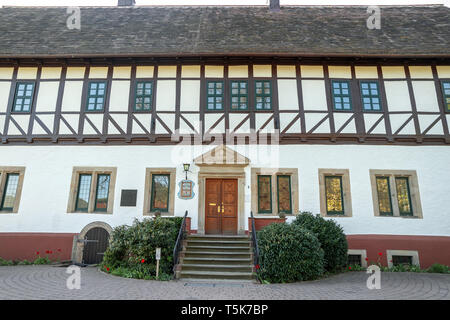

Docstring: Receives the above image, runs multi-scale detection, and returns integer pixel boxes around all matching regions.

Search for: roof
[0,5,449,58]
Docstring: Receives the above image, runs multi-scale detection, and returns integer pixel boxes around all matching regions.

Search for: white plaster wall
[0,144,449,237]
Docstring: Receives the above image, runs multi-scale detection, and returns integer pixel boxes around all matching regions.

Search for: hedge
[257,222,325,283]
[292,212,348,272]
[101,216,182,279]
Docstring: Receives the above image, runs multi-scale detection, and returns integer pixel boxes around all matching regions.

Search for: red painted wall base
[1,232,449,268]
[347,234,450,268]
[0,233,76,262]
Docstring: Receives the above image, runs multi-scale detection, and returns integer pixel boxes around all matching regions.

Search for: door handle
[217,205,221,213]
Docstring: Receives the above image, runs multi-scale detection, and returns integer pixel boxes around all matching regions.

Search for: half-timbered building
[0,2,449,272]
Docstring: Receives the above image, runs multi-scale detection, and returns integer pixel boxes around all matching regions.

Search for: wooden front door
[205,179,238,234]
[82,227,110,264]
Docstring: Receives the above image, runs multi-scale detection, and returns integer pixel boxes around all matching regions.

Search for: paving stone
[0,266,448,300]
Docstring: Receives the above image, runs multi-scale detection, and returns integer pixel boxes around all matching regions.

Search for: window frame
[395,177,413,217]
[257,175,272,214]
[251,168,299,217]
[12,82,35,113]
[277,175,292,214]
[0,167,26,214]
[67,167,117,214]
[85,81,108,112]
[150,173,171,213]
[254,80,273,111]
[229,80,249,111]
[359,80,382,112]
[318,169,352,217]
[375,176,393,216]
[74,173,92,212]
[331,80,353,111]
[205,80,225,112]
[441,80,450,112]
[369,170,422,219]
[133,80,154,112]
[94,174,111,212]
[386,250,420,268]
[144,168,176,216]
[324,175,345,216]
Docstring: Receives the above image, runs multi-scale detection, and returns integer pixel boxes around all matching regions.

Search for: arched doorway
[82,227,110,264]
[72,221,113,265]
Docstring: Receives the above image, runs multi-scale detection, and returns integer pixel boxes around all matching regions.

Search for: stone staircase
[176,234,254,281]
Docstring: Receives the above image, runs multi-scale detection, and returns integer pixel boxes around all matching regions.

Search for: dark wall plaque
[120,189,137,207]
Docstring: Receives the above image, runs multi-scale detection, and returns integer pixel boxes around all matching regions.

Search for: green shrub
[102,217,181,279]
[292,212,348,272]
[33,256,51,265]
[0,257,14,266]
[257,222,325,283]
[426,263,450,274]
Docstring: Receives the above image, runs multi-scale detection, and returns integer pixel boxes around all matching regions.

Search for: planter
[248,217,287,232]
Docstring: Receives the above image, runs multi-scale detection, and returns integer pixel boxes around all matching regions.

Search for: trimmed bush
[102,216,182,279]
[292,212,348,272]
[426,263,450,274]
[257,222,325,283]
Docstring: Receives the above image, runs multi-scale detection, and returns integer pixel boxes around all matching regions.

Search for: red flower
[378,252,383,256]
[348,266,352,270]
[36,251,40,255]
[49,251,52,254]
[45,250,49,254]
[141,259,145,263]
[365,257,369,261]
[106,267,110,271]
[57,249,61,252]
[390,259,393,263]
[255,264,260,269]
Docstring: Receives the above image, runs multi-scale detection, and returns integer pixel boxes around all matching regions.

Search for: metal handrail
[173,210,188,274]
[250,211,259,269]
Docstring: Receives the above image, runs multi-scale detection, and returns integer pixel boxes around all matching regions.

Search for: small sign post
[155,247,161,278]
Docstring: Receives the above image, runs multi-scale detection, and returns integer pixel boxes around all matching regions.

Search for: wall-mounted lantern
[183,163,190,180]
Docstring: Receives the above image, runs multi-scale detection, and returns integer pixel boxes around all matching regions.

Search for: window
[86,81,107,111]
[375,177,393,216]
[95,174,111,212]
[360,81,382,111]
[331,80,352,111]
[0,167,25,213]
[370,170,422,218]
[347,254,362,266]
[324,176,344,215]
[230,81,248,110]
[395,177,413,216]
[392,255,412,266]
[348,249,368,267]
[68,167,116,214]
[257,175,272,213]
[134,81,153,111]
[387,250,420,268]
[442,81,450,112]
[251,168,299,216]
[255,80,272,110]
[12,82,35,112]
[144,168,176,215]
[150,174,170,212]
[319,169,352,217]
[206,81,224,110]
[277,175,292,214]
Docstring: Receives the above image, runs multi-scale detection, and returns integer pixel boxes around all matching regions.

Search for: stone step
[187,235,250,241]
[186,245,251,252]
[186,240,251,247]
[179,270,254,280]
[182,264,253,272]
[182,257,252,265]
[184,251,252,259]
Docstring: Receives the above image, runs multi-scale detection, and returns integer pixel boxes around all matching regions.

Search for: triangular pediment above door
[194,145,250,166]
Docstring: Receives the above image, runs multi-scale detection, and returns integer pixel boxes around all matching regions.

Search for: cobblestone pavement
[0,265,449,300]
